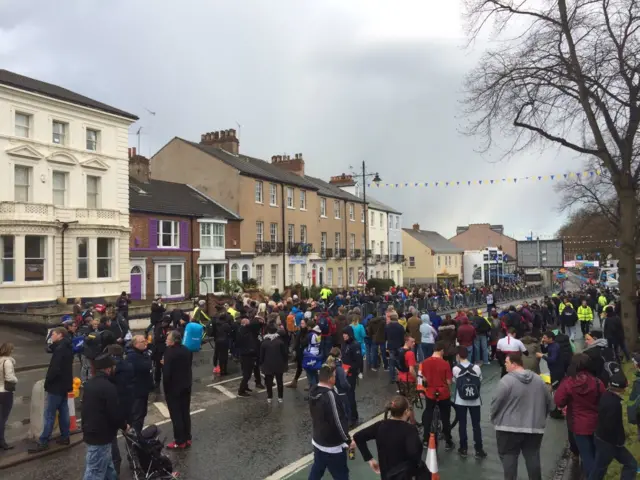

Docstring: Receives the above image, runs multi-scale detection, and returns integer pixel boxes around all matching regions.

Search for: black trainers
[457,448,468,457]
[475,449,488,459]
[237,391,251,397]
[28,443,49,454]
[255,384,266,390]
[445,441,456,452]
[55,437,70,446]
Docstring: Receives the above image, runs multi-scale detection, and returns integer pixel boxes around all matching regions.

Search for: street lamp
[352,161,381,282]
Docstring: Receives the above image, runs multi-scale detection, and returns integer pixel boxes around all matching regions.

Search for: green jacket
[577,305,593,322]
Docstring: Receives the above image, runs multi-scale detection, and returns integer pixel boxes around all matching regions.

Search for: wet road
[2,360,569,480]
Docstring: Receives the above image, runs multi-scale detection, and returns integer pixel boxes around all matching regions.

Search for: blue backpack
[318,314,329,334]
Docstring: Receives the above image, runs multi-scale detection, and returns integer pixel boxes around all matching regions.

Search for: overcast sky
[0,0,587,239]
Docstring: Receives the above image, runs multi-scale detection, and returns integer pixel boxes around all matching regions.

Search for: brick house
[129,152,241,300]
[449,224,517,262]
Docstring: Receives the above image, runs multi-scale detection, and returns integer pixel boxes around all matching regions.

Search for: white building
[0,70,138,304]
[329,174,404,286]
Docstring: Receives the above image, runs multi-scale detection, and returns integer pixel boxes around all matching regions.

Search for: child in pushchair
[123,425,179,480]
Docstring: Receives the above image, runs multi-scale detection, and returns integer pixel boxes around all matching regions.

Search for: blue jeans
[39,393,69,445]
[419,343,434,362]
[456,405,483,450]
[574,434,596,477]
[589,436,637,480]
[321,337,333,360]
[306,369,319,387]
[369,343,388,369]
[83,443,117,480]
[308,447,349,480]
[566,325,577,341]
[466,346,474,364]
[473,335,489,364]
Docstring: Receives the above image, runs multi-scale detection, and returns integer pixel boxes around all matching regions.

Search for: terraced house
[0,69,138,305]
[151,130,368,291]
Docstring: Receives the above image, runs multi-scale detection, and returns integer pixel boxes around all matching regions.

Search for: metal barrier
[355,285,549,318]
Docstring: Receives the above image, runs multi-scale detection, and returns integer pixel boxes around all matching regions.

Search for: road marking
[206,361,295,387]
[153,402,171,418]
[213,385,237,399]
[264,411,387,480]
[191,408,205,415]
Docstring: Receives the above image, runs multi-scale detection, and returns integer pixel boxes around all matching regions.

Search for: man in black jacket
[308,366,352,480]
[341,326,363,427]
[591,372,637,479]
[603,306,631,362]
[29,327,74,452]
[236,317,263,397]
[213,313,233,376]
[583,330,616,385]
[163,330,193,449]
[125,335,154,434]
[81,354,127,480]
[105,344,133,476]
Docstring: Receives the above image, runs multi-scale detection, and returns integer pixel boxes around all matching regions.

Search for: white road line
[206,361,295,387]
[191,408,205,415]
[264,411,387,480]
[153,402,171,418]
[213,385,237,399]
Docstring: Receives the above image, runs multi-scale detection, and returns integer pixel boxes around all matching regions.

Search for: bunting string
[366,169,602,188]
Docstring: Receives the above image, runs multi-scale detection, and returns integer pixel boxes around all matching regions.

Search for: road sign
[516,240,564,268]
[357,271,366,285]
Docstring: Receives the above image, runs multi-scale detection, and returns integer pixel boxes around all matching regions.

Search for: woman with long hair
[0,342,17,450]
[554,353,604,477]
[353,395,424,479]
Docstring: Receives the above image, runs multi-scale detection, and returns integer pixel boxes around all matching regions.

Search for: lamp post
[355,161,381,282]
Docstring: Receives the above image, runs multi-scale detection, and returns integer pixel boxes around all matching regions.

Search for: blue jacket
[113,357,134,417]
[428,311,443,330]
[183,322,204,352]
[125,347,154,398]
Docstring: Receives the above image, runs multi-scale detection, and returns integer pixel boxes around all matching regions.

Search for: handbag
[2,359,16,392]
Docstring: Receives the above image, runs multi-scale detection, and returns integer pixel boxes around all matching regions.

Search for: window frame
[14,165,32,203]
[52,171,67,207]
[320,198,327,217]
[269,222,278,243]
[52,120,68,145]
[349,203,354,221]
[270,264,278,287]
[379,213,383,228]
[334,200,341,219]
[327,268,333,286]
[200,222,224,249]
[300,225,307,244]
[256,221,264,243]
[256,264,264,287]
[409,256,416,268]
[300,190,307,210]
[86,175,101,209]
[269,183,277,206]
[288,264,295,285]
[255,181,264,204]
[97,237,114,279]
[156,262,184,297]
[334,232,341,252]
[350,233,356,253]
[286,187,294,209]
[287,224,295,245]
[86,128,100,151]
[200,263,226,294]
[77,237,89,279]
[24,235,46,282]
[158,220,180,249]
[1,235,15,283]
[320,232,327,254]
[15,112,31,138]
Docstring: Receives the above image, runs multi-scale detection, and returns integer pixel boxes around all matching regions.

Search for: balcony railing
[0,202,121,226]
[365,249,373,258]
[350,249,361,259]
[321,248,333,259]
[396,254,405,263]
[382,254,389,263]
[288,242,313,255]
[374,254,381,263]
[338,248,347,258]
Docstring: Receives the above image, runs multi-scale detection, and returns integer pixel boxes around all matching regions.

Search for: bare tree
[463,0,640,347]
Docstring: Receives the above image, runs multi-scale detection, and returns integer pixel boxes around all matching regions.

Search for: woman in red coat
[554,353,604,477]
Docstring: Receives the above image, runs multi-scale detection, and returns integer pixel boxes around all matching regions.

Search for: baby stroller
[123,425,179,480]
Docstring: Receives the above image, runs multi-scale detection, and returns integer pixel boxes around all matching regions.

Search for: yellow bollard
[72,377,82,398]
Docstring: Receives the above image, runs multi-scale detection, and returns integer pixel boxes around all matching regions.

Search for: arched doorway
[231,263,239,281]
[241,264,249,283]
[130,265,143,300]
[319,266,325,286]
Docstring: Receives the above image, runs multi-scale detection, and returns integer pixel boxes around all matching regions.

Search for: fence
[350,285,549,318]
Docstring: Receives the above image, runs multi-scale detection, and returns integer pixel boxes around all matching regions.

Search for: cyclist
[420,341,455,450]
[395,334,418,425]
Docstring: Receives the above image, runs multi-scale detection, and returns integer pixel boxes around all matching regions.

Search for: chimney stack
[129,150,151,184]
[329,173,356,187]
[199,128,239,154]
[413,223,420,231]
[270,152,305,176]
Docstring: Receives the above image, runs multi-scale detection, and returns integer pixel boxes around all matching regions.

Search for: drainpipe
[61,222,69,298]
[281,184,286,290]
[387,214,391,279]
[190,217,195,297]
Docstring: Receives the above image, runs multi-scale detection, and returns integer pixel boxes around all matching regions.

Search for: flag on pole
[425,432,439,479]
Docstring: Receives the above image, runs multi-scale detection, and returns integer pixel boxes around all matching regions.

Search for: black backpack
[455,364,481,400]
[396,348,410,373]
[554,333,573,370]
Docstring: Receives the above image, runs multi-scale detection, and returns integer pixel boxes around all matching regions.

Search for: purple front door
[130,266,143,300]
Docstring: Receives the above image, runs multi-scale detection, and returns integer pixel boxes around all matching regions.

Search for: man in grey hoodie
[490,352,554,480]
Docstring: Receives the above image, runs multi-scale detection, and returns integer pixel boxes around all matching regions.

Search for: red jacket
[554,372,604,435]
[456,320,476,347]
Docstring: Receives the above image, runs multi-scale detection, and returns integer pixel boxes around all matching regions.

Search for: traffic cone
[425,432,439,479]
[68,391,78,432]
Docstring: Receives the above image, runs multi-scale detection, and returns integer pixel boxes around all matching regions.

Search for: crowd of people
[0,283,639,480]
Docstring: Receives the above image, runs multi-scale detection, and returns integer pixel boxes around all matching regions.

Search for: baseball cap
[93,353,116,370]
[609,371,628,389]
